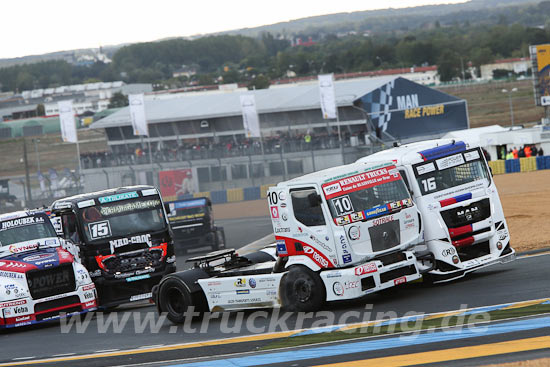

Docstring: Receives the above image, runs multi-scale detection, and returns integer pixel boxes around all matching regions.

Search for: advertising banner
[58,100,77,143]
[322,166,400,200]
[158,169,197,201]
[240,94,261,138]
[360,77,468,139]
[318,74,337,119]
[529,44,550,106]
[129,94,149,136]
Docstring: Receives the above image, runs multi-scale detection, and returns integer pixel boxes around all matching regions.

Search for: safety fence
[163,183,275,205]
[488,156,550,175]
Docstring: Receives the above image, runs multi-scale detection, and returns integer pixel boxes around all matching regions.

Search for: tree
[36,104,45,116]
[108,92,128,108]
[247,74,270,90]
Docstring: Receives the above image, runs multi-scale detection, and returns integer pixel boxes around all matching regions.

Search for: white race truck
[0,210,97,328]
[358,139,515,282]
[154,161,426,321]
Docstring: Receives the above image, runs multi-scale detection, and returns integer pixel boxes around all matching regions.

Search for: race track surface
[0,216,548,366]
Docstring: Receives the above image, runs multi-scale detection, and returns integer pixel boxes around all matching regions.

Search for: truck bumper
[321,250,421,302]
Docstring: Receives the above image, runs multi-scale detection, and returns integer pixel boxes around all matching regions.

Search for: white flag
[240,94,261,138]
[129,94,149,136]
[318,74,338,119]
[58,100,77,143]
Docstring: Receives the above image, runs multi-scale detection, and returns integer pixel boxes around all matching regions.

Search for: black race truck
[165,197,225,255]
[51,186,176,308]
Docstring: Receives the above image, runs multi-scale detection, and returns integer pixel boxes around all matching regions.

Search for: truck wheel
[158,278,193,324]
[214,229,225,250]
[280,266,325,312]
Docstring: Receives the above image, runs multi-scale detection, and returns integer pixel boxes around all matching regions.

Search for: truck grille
[26,263,76,300]
[102,249,163,273]
[440,198,490,228]
[369,220,400,252]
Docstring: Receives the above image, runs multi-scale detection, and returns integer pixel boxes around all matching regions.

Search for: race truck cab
[154,161,425,322]
[165,197,225,255]
[0,210,97,328]
[358,139,515,282]
[50,186,176,308]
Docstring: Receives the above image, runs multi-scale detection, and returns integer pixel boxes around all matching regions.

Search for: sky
[2,0,467,59]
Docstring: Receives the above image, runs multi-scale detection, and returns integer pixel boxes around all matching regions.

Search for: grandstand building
[86,76,468,193]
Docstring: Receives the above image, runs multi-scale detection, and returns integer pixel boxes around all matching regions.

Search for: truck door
[59,212,83,263]
[286,187,339,268]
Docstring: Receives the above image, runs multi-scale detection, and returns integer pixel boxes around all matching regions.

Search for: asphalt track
[1,216,549,366]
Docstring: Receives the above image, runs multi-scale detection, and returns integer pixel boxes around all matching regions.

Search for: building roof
[442,125,507,146]
[91,76,399,129]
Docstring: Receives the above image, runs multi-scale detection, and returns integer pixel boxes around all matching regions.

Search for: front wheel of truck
[280,266,325,312]
[158,278,194,324]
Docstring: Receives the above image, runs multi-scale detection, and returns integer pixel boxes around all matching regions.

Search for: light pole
[32,138,41,172]
[502,88,518,126]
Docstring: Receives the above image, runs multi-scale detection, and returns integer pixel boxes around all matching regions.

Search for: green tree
[108,92,128,108]
[247,74,270,90]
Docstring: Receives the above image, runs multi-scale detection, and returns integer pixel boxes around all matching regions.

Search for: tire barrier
[490,156,550,175]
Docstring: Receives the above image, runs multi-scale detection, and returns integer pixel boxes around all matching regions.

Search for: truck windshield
[327,180,410,220]
[0,214,57,246]
[321,166,412,225]
[167,199,207,221]
[414,148,490,195]
[78,197,167,242]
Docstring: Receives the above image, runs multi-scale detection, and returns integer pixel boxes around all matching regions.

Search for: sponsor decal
[342,254,352,264]
[98,191,139,204]
[0,216,43,230]
[350,212,365,222]
[348,226,360,241]
[9,243,39,254]
[99,199,161,216]
[126,274,151,282]
[77,199,95,209]
[304,245,329,268]
[355,263,378,276]
[249,278,256,289]
[280,203,287,208]
[14,315,32,323]
[270,206,279,219]
[0,271,24,279]
[309,235,332,253]
[236,290,250,295]
[373,215,394,226]
[84,301,96,308]
[322,167,400,200]
[333,282,344,296]
[278,191,286,201]
[276,240,287,255]
[326,272,342,278]
[0,299,27,308]
[83,291,95,300]
[394,276,407,285]
[442,248,456,257]
[129,292,152,302]
[234,278,246,287]
[275,227,290,233]
[281,212,288,221]
[436,153,465,170]
[207,281,221,286]
[23,253,55,262]
[464,150,480,162]
[109,234,152,253]
[82,284,96,291]
[345,281,360,290]
[497,229,509,241]
[323,183,342,196]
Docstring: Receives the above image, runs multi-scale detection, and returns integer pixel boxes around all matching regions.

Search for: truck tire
[158,278,194,324]
[214,228,225,251]
[280,266,325,312]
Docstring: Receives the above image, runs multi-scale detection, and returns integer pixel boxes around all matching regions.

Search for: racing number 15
[89,221,111,239]
[421,177,436,192]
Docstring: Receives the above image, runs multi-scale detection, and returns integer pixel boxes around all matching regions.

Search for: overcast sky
[2,0,467,59]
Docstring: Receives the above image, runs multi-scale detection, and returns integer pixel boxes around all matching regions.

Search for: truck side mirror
[307,193,322,207]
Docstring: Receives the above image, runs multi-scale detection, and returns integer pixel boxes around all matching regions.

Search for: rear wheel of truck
[214,228,225,251]
[280,266,325,312]
[158,278,193,324]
